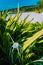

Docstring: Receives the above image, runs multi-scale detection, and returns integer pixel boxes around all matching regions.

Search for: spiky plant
[0,10,43,65]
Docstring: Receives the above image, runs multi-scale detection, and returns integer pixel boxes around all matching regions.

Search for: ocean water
[0,0,39,11]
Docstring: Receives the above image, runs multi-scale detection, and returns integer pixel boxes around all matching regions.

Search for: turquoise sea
[0,0,39,11]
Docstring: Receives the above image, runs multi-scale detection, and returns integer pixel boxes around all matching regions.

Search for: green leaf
[23,29,43,51]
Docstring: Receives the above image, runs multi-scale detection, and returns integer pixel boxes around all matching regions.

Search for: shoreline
[6,12,43,23]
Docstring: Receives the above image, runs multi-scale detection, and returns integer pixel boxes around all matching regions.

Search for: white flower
[12,42,19,49]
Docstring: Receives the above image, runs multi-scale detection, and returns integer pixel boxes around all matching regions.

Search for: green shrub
[0,11,43,65]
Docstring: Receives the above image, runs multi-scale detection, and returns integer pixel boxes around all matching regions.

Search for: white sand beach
[6,12,43,23]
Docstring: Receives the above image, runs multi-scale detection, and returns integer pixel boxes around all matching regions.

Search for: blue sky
[0,0,39,11]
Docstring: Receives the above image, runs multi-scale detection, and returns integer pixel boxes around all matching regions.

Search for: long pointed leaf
[23,29,43,51]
